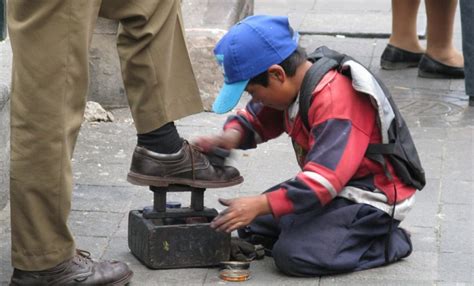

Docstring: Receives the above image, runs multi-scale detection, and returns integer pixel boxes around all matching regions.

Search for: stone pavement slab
[255,0,426,37]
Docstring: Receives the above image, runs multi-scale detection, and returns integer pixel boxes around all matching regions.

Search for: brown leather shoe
[10,250,133,286]
[127,141,244,188]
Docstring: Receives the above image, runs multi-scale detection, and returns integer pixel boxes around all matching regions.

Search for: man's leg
[100,0,202,134]
[99,0,243,188]
[8,0,101,270]
[9,2,132,285]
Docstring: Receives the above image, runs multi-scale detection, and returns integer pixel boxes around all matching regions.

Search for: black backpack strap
[366,143,396,155]
[299,57,340,130]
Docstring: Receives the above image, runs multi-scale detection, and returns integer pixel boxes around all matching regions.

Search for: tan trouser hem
[12,243,76,271]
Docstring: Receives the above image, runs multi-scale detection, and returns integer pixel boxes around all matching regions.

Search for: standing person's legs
[460,0,474,105]
[388,0,424,53]
[424,0,463,67]
[8,0,101,270]
[9,2,133,284]
[381,0,424,70]
[418,0,465,78]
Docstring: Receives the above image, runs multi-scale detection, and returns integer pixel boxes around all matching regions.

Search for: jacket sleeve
[223,99,286,150]
[265,71,376,218]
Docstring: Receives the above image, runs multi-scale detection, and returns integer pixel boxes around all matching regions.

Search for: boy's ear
[267,64,286,83]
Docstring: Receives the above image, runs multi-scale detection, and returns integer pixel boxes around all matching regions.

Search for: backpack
[299,46,426,190]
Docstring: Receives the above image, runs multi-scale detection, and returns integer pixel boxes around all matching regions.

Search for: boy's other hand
[210,195,271,233]
[193,129,242,153]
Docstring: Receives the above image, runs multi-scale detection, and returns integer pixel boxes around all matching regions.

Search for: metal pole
[0,0,5,41]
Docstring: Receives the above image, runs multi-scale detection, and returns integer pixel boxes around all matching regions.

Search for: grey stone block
[438,252,474,283]
[182,0,254,30]
[88,18,126,107]
[72,185,136,213]
[68,210,124,237]
[439,204,474,254]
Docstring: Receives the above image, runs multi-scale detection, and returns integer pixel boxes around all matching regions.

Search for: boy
[195,15,415,276]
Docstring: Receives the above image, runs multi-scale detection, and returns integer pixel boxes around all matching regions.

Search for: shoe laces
[73,249,94,266]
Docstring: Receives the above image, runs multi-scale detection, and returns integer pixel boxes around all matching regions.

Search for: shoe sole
[111,270,134,286]
[127,171,244,188]
[418,69,465,79]
[10,271,133,286]
[380,59,419,70]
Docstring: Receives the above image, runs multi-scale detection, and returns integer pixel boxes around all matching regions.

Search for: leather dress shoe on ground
[418,54,465,79]
[127,141,244,188]
[10,249,133,286]
[380,44,423,70]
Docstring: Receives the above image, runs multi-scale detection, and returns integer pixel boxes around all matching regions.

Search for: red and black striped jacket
[224,70,416,218]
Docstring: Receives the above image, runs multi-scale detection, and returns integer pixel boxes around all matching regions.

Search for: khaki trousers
[8,0,202,270]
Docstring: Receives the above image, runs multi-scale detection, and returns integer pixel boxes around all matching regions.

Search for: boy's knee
[272,241,343,277]
[272,242,321,277]
[272,244,302,276]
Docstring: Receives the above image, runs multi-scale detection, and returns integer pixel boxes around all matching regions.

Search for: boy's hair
[248,46,307,87]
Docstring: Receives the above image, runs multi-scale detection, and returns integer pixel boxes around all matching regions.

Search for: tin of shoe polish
[219,269,250,282]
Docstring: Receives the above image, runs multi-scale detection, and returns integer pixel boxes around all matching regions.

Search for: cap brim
[212,79,249,114]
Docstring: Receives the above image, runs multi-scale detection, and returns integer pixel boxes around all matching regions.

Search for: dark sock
[137,122,183,154]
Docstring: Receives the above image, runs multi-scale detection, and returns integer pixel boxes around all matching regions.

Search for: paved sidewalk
[1,0,473,285]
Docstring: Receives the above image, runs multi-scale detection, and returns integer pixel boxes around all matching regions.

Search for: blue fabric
[306,119,352,170]
[239,187,412,276]
[460,0,474,97]
[212,15,299,114]
[284,178,324,214]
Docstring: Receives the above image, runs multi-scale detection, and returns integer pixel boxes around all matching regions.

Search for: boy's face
[244,66,296,110]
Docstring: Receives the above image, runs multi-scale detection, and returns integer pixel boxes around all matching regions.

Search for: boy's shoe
[10,249,133,286]
[127,141,243,188]
[380,44,423,70]
[418,54,465,79]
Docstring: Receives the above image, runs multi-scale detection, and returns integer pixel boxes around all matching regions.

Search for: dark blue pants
[239,197,412,276]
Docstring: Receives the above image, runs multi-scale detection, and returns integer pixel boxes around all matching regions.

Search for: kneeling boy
[195,15,416,276]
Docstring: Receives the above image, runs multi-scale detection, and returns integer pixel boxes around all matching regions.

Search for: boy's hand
[210,195,271,233]
[193,129,242,153]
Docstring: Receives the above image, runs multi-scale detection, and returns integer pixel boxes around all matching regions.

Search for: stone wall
[87,18,125,107]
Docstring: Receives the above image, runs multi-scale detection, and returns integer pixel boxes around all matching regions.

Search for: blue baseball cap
[212,15,299,114]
